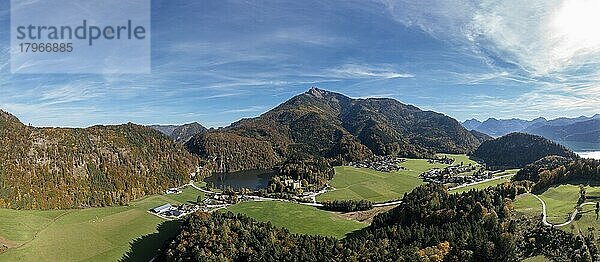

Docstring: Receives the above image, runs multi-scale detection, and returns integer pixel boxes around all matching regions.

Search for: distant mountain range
[186,87,480,172]
[150,122,207,144]
[462,115,600,150]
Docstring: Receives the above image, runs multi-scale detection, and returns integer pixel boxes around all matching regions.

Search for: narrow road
[188,181,219,194]
[373,200,402,207]
[531,193,596,227]
[448,174,514,191]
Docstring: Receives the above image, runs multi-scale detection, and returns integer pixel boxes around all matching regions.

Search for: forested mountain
[471,133,577,169]
[159,183,596,261]
[148,124,178,136]
[513,155,573,182]
[0,109,198,209]
[186,88,480,172]
[171,122,208,144]
[514,158,600,193]
[149,122,207,144]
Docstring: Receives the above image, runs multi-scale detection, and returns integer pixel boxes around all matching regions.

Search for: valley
[0,89,598,261]
[0,151,503,261]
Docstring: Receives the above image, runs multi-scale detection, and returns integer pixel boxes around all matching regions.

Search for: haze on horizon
[1,0,600,128]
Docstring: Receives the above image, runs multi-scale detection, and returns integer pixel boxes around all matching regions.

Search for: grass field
[513,194,543,217]
[512,185,589,224]
[317,155,478,203]
[522,255,551,262]
[0,185,204,262]
[317,159,445,202]
[538,184,600,224]
[227,201,367,239]
[513,185,600,249]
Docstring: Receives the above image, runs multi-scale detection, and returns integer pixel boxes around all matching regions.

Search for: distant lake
[576,151,600,160]
[203,169,277,190]
[559,141,600,152]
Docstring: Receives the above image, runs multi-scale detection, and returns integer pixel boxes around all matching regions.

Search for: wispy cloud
[379,0,600,76]
[328,64,414,79]
[222,106,266,114]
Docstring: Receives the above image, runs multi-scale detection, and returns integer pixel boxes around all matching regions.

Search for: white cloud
[438,83,600,121]
[222,106,266,114]
[379,0,600,76]
[328,64,414,79]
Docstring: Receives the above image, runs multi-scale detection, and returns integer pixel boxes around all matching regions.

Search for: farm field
[317,155,476,203]
[317,158,447,202]
[0,186,204,262]
[226,201,367,239]
[513,194,544,218]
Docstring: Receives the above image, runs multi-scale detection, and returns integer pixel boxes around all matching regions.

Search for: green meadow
[513,184,600,243]
[318,155,477,202]
[0,185,204,262]
[317,158,446,202]
[512,194,543,218]
[227,201,367,239]
[537,184,600,224]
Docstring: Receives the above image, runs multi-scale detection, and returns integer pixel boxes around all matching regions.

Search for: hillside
[171,122,208,143]
[513,157,600,193]
[148,124,178,136]
[186,88,480,172]
[159,183,594,261]
[513,155,573,182]
[469,130,493,143]
[0,110,198,209]
[150,122,207,144]
[471,133,577,169]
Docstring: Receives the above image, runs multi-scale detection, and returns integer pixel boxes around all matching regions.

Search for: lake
[576,151,600,160]
[203,169,277,190]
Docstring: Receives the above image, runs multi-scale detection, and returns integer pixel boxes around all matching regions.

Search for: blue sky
[1,0,600,127]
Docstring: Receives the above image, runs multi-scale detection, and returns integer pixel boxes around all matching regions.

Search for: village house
[349,156,406,172]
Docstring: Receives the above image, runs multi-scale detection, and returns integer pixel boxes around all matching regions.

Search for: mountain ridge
[463,115,600,149]
[186,87,480,172]
[150,122,208,144]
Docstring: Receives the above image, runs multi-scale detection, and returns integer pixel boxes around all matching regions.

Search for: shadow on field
[120,220,183,262]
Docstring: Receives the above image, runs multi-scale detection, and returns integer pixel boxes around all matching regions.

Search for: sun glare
[550,0,600,60]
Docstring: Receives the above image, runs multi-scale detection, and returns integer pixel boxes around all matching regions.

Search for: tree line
[321,199,373,212]
[159,182,596,261]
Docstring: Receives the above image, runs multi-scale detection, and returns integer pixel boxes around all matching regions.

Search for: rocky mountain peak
[306,87,326,98]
